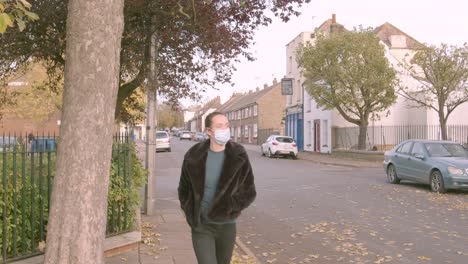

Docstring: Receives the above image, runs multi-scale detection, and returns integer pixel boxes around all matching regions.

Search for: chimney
[263,83,268,89]
[332,14,336,24]
[256,87,260,92]
[273,78,278,84]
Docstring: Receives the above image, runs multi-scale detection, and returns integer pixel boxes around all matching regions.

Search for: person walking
[178,112,256,264]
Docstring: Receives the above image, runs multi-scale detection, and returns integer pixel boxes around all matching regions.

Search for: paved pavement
[106,140,384,264]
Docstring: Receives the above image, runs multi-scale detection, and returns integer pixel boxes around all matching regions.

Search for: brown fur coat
[178,140,256,227]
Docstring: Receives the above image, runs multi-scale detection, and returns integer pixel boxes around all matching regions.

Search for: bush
[0,141,147,260]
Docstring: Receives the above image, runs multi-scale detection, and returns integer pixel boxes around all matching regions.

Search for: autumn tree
[1,63,62,123]
[399,43,468,140]
[43,1,124,264]
[0,0,311,120]
[297,28,397,150]
[157,103,184,129]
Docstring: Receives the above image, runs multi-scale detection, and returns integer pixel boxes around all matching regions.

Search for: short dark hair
[205,112,225,129]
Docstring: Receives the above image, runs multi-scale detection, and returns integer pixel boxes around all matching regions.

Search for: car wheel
[267,148,273,158]
[430,170,446,193]
[387,164,400,184]
[291,153,298,160]
[261,147,265,156]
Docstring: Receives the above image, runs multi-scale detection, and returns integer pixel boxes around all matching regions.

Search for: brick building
[221,79,285,145]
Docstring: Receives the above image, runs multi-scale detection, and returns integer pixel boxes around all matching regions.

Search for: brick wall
[257,82,285,133]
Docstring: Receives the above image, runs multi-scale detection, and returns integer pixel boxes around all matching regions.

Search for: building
[187,97,221,132]
[284,14,345,152]
[295,15,468,152]
[220,80,285,145]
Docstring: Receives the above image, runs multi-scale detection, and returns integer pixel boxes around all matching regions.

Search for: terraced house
[219,79,285,145]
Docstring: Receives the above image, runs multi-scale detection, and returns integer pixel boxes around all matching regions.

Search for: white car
[156,131,171,152]
[261,135,298,159]
[179,131,193,140]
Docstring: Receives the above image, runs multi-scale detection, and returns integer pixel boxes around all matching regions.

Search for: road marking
[325,192,359,204]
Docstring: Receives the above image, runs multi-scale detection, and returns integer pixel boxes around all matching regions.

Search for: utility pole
[144,29,158,216]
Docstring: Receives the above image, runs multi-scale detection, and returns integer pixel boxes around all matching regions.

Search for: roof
[316,19,346,34]
[222,83,279,112]
[374,22,424,50]
[217,93,244,113]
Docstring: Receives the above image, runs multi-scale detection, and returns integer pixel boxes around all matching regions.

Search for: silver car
[384,139,468,193]
[156,131,171,152]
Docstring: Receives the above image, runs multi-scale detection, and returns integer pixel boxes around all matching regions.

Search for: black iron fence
[333,125,468,150]
[1,133,139,263]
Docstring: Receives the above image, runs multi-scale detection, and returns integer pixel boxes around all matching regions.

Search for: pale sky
[184,0,468,107]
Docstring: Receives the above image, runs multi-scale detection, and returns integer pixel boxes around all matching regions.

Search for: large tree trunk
[358,124,368,150]
[44,1,124,264]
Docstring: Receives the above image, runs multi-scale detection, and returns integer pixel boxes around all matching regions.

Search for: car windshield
[156,132,168,139]
[276,137,294,143]
[425,143,468,157]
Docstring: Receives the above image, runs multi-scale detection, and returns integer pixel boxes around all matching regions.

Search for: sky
[183,0,468,107]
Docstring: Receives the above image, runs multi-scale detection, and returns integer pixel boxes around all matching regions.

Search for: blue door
[297,118,303,151]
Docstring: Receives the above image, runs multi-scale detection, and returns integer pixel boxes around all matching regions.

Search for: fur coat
[178,139,256,227]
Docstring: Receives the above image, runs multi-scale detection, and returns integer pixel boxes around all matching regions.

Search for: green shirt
[201,149,235,224]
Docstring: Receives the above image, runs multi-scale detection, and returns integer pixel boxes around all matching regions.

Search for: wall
[257,82,285,132]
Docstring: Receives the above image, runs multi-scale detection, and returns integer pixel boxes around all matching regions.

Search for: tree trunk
[439,116,448,140]
[44,1,124,264]
[358,125,368,150]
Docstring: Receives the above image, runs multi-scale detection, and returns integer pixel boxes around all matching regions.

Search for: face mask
[213,128,230,145]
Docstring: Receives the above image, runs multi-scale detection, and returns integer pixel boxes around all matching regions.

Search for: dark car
[383,139,468,193]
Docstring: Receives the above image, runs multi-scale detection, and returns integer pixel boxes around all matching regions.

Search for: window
[237,127,241,139]
[322,120,328,147]
[253,124,258,138]
[276,137,294,143]
[297,80,301,103]
[238,110,241,119]
[425,143,468,157]
[397,142,413,154]
[244,126,249,138]
[254,105,258,116]
[411,143,425,156]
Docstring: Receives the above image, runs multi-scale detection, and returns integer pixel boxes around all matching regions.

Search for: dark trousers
[191,222,236,264]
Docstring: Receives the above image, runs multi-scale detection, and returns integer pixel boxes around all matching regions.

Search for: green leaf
[1,12,13,26]
[18,0,32,9]
[24,10,38,20]
[0,13,10,32]
[17,17,25,31]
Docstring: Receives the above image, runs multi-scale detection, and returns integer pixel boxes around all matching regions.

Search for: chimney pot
[332,14,336,24]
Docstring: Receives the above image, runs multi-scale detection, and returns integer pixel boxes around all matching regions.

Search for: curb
[236,238,262,264]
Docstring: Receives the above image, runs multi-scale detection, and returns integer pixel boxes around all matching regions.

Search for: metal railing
[333,125,468,150]
[1,133,134,263]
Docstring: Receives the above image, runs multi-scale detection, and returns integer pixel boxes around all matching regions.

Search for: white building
[291,16,468,153]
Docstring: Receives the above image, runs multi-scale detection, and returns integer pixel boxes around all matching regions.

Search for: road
[147,139,468,264]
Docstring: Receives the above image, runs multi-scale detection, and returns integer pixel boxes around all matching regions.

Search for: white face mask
[213,128,230,145]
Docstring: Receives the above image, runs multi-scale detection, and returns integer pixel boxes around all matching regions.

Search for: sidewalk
[241,143,382,168]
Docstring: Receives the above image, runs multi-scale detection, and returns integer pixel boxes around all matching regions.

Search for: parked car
[384,139,468,193]
[156,131,171,152]
[194,132,209,141]
[179,131,193,140]
[261,135,298,159]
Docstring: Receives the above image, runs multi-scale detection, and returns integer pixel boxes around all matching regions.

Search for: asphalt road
[146,139,468,264]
